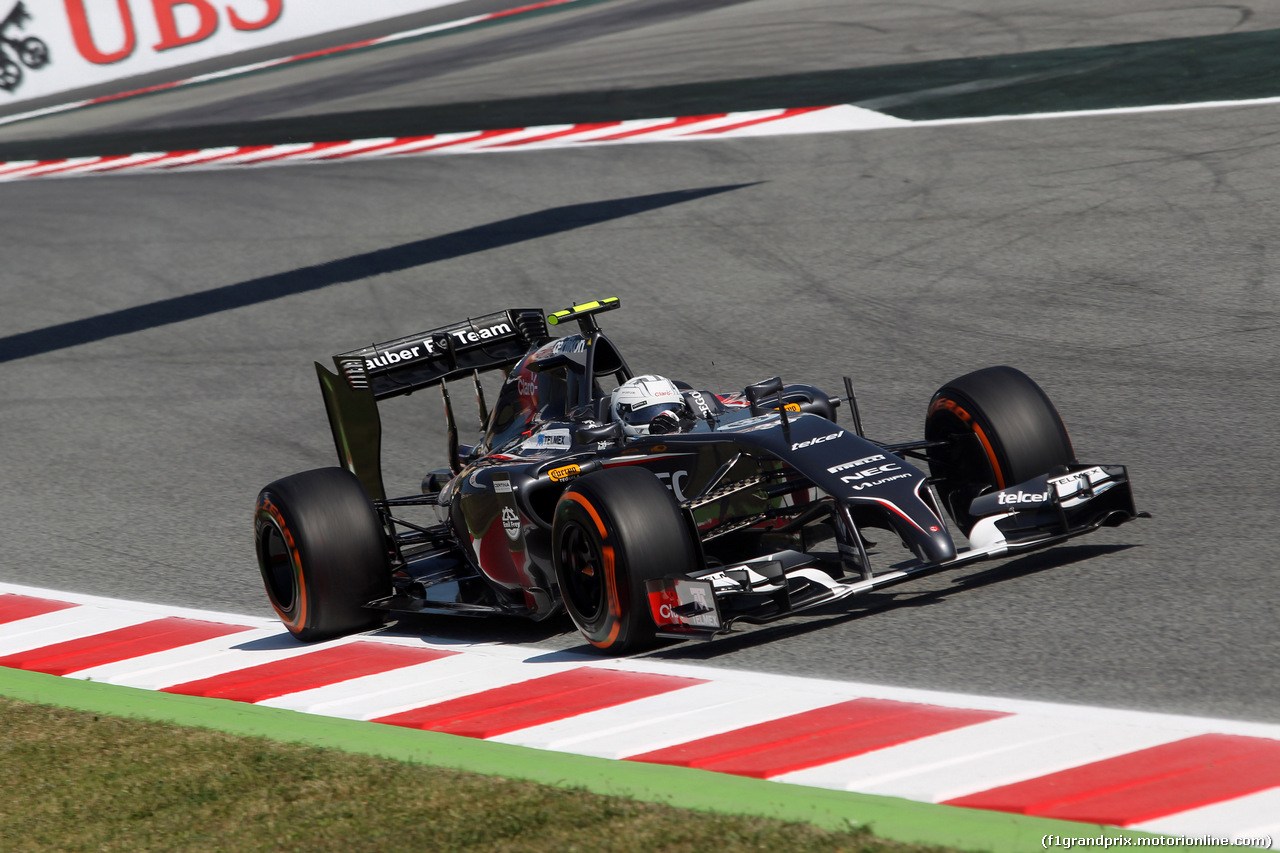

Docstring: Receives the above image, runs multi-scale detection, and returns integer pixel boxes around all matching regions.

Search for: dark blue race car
[255,298,1144,653]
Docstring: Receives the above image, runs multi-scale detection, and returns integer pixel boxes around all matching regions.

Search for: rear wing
[331,308,546,400]
[315,308,548,500]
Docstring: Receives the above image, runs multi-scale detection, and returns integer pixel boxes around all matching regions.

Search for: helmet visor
[621,402,683,426]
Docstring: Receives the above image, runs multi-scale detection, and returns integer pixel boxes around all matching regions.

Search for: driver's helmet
[610,374,685,437]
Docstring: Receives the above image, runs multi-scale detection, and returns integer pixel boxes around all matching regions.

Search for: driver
[610,374,689,437]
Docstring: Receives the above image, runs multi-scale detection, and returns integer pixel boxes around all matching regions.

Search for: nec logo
[840,463,901,484]
[791,430,844,451]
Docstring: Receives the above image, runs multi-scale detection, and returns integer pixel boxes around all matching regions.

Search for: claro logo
[64,0,284,65]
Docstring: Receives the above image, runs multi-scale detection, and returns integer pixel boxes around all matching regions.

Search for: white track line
[911,94,1280,128]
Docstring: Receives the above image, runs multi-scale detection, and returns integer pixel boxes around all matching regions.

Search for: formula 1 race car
[255,298,1144,653]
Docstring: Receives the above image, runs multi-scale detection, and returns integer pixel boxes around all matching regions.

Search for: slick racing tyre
[925,366,1076,532]
[255,467,390,642]
[552,467,697,654]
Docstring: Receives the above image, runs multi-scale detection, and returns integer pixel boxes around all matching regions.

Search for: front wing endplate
[646,577,721,639]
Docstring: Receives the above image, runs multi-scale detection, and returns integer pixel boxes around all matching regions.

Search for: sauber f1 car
[255,298,1145,653]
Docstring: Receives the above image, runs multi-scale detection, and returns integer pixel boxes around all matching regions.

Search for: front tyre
[925,366,1076,532]
[552,467,697,654]
[255,467,390,642]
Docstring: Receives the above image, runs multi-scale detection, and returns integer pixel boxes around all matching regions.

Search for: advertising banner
[0,0,470,105]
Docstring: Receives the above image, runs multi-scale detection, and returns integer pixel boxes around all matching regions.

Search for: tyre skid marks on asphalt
[2,585,1280,845]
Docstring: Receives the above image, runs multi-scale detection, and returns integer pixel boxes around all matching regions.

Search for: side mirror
[421,468,453,495]
[745,376,784,415]
[575,421,623,446]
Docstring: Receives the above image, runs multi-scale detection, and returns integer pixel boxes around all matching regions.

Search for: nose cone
[916,522,957,564]
[863,490,956,565]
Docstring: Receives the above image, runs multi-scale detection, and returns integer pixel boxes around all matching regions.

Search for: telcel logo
[792,430,844,451]
[998,491,1050,505]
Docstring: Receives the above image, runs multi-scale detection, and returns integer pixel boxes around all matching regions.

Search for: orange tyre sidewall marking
[562,492,622,649]
[258,496,307,631]
[929,397,1006,490]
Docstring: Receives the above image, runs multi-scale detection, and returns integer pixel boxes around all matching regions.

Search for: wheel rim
[930,409,996,486]
[558,521,604,622]
[258,521,297,613]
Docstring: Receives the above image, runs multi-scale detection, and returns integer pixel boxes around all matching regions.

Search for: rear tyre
[255,467,390,642]
[925,366,1075,532]
[552,467,697,654]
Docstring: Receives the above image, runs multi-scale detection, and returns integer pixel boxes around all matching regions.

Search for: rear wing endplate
[315,308,547,500]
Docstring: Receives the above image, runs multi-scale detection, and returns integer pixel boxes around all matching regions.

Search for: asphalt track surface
[3,0,1279,724]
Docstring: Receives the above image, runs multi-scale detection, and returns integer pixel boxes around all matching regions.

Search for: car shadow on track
[367,543,1137,662]
[636,542,1138,662]
[378,611,583,649]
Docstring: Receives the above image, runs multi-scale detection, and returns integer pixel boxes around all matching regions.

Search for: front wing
[646,463,1143,640]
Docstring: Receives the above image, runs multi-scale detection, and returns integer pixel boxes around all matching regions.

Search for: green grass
[0,696,954,853]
